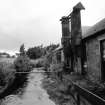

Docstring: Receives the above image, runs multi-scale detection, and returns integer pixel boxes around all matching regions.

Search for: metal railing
[15,71,57,73]
[64,76,105,105]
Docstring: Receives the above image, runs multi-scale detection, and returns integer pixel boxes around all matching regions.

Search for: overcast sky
[0,0,105,53]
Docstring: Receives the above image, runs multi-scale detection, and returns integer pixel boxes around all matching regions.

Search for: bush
[49,63,63,72]
[41,55,52,70]
[0,62,15,86]
[13,55,32,90]
[30,58,46,68]
[14,55,32,72]
[35,61,43,68]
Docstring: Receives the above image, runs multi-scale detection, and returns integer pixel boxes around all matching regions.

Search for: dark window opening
[82,43,87,75]
[100,39,105,81]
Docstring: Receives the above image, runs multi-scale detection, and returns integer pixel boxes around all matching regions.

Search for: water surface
[1,68,56,105]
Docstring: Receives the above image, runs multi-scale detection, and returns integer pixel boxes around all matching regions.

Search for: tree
[26,45,44,59]
[14,44,31,72]
[45,44,59,53]
[20,44,25,56]
[26,44,59,59]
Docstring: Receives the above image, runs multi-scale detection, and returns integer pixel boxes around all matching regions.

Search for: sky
[0,0,105,53]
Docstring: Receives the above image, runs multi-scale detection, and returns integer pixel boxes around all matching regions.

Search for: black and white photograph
[0,0,105,105]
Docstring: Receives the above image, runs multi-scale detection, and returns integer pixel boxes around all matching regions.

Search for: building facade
[52,2,105,83]
[60,2,105,82]
[82,18,105,82]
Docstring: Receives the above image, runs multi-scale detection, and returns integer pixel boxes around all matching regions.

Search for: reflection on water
[1,69,56,105]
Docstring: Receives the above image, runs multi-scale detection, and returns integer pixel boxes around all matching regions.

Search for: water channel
[1,68,56,105]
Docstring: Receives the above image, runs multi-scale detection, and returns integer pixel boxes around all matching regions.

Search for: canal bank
[1,68,56,105]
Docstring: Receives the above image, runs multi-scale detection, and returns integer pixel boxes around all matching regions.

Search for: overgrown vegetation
[26,44,59,59]
[30,57,46,68]
[0,44,32,97]
[26,45,45,59]
[25,43,59,69]
[0,61,16,97]
[14,55,31,72]
[0,43,59,98]
[14,44,32,72]
[42,62,72,105]
[0,62,15,86]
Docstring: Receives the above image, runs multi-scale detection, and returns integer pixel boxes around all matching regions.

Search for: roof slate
[82,18,105,39]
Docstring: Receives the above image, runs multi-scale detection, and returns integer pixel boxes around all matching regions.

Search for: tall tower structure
[60,2,85,73]
[60,16,71,71]
[71,2,85,73]
[71,2,85,48]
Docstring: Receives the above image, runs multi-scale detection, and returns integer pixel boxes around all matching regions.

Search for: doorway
[100,39,105,81]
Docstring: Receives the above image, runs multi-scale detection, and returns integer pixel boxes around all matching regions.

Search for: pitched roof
[73,2,85,10]
[83,18,105,39]
[82,26,91,35]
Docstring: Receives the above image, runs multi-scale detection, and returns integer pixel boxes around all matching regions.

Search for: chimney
[71,2,85,74]
[60,16,72,67]
[71,2,85,47]
[60,16,70,40]
[60,16,71,48]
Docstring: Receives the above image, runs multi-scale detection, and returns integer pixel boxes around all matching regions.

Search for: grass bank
[41,62,74,105]
[0,55,32,99]
[0,60,16,98]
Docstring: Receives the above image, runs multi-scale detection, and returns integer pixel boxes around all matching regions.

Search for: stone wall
[84,33,105,82]
[85,37,101,82]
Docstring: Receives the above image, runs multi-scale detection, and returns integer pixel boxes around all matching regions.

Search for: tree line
[26,44,59,59]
